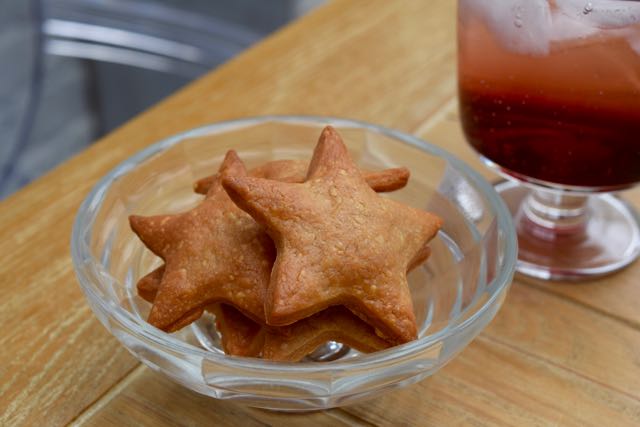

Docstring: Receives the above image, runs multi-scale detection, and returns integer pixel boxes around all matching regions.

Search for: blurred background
[0,0,323,199]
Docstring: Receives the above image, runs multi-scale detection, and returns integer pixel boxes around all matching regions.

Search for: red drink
[458,2,640,189]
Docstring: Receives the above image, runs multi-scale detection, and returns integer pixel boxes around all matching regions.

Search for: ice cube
[461,0,552,55]
[551,6,600,41]
[555,0,640,29]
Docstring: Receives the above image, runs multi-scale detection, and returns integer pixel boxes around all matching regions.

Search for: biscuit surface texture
[130,151,274,332]
[223,127,442,343]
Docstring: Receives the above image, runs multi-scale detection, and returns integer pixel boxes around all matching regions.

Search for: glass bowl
[71,116,517,411]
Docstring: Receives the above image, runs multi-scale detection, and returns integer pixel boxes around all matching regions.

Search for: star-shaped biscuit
[136,271,267,357]
[136,265,164,303]
[211,304,266,358]
[141,242,431,359]
[211,304,391,361]
[130,150,274,332]
[194,160,410,194]
[134,155,412,333]
[262,306,392,361]
[223,126,442,344]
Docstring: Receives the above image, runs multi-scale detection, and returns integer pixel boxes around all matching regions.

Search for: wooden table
[2,1,639,425]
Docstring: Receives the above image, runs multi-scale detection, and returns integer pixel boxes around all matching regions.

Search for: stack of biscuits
[131,126,442,361]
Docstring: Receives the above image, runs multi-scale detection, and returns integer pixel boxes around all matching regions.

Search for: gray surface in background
[0,0,322,199]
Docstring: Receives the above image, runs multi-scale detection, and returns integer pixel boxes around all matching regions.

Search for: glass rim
[71,115,517,373]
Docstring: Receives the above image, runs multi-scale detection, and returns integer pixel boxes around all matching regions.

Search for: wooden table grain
[1,1,639,426]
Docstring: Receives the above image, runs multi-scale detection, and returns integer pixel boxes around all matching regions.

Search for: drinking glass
[458,0,640,280]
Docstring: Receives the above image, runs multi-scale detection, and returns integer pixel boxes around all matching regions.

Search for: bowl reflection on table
[71,116,516,411]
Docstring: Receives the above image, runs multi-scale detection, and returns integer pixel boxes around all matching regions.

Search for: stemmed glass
[457,0,640,279]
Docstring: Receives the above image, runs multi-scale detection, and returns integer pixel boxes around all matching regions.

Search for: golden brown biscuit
[137,266,164,303]
[210,304,391,361]
[408,245,431,272]
[262,306,392,362]
[135,157,412,333]
[130,150,274,332]
[136,273,265,356]
[223,126,442,344]
[211,304,266,358]
[138,245,431,359]
[194,159,410,194]
[138,247,431,305]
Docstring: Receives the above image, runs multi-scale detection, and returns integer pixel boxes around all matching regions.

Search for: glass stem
[518,188,589,240]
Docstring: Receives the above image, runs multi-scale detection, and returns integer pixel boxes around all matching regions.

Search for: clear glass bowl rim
[71,115,517,373]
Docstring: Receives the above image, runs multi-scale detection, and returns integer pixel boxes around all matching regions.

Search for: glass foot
[496,181,640,281]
